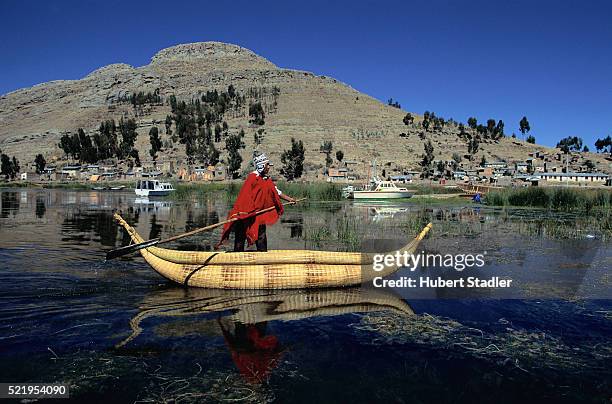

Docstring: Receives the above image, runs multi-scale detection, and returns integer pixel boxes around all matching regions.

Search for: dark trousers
[233,221,267,252]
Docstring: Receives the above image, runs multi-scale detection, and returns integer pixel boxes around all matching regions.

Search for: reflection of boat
[351,179,412,199]
[367,206,409,222]
[114,213,432,289]
[341,185,355,198]
[133,197,173,209]
[135,180,175,197]
[116,286,414,348]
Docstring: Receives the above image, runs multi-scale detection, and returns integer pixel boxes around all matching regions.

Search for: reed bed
[305,215,362,251]
[171,181,343,201]
[410,184,465,195]
[485,186,612,212]
[354,311,612,377]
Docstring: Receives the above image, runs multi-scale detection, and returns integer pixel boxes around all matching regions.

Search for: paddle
[106,197,306,260]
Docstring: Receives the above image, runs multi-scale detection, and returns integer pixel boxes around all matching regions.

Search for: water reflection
[35,195,46,218]
[1,192,19,218]
[219,320,284,384]
[62,210,118,246]
[149,214,163,240]
[281,216,303,238]
[116,286,413,383]
[0,188,610,402]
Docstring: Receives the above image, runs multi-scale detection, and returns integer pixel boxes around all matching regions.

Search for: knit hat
[254,153,272,174]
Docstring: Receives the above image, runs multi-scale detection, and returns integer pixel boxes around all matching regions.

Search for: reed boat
[114,213,432,289]
[116,286,414,348]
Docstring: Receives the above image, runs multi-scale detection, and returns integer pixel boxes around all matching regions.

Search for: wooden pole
[106,198,306,260]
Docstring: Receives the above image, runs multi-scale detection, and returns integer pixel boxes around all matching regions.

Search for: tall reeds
[171,181,344,201]
[485,187,611,212]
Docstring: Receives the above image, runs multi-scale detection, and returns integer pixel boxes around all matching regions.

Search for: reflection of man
[218,320,283,384]
[218,153,296,252]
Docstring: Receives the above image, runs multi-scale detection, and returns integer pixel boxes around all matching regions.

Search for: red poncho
[218,172,284,247]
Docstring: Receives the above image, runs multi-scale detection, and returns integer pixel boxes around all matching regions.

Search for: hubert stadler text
[372,276,513,289]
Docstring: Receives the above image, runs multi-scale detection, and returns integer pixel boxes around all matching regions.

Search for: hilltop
[0,41,609,178]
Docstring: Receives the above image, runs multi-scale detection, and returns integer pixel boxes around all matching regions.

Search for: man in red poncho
[218,153,296,252]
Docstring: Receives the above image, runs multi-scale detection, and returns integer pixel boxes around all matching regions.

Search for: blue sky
[1,0,610,147]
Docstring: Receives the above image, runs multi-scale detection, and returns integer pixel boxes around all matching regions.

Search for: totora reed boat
[114,213,432,289]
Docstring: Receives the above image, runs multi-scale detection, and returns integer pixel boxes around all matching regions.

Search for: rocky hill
[0,41,609,178]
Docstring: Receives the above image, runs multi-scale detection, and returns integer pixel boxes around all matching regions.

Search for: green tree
[495,120,504,139]
[451,152,462,170]
[519,116,530,139]
[582,145,589,153]
[254,129,265,146]
[165,115,173,135]
[556,136,583,153]
[320,141,333,168]
[0,154,14,179]
[452,152,462,164]
[11,157,19,174]
[336,150,344,162]
[387,98,401,108]
[526,135,536,144]
[480,155,487,167]
[149,127,162,166]
[130,149,141,167]
[59,133,78,159]
[594,135,612,155]
[486,119,496,138]
[280,138,305,180]
[467,117,477,129]
[248,102,265,125]
[225,132,245,178]
[402,113,414,125]
[422,111,431,131]
[35,154,46,174]
[468,136,480,160]
[169,95,178,112]
[77,128,98,163]
[420,140,435,177]
[214,124,222,143]
[118,118,139,160]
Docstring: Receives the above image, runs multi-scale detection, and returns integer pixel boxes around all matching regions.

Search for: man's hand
[281,194,297,204]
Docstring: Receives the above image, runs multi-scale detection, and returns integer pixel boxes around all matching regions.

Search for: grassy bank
[485,186,612,212]
[171,181,344,201]
[409,184,464,195]
[0,181,133,190]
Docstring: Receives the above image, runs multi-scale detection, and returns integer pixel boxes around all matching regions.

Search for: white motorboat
[135,180,175,197]
[351,179,412,199]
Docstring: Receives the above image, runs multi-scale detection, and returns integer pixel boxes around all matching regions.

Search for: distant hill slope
[0,41,609,177]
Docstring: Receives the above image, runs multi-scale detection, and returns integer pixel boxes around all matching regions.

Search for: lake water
[0,188,610,403]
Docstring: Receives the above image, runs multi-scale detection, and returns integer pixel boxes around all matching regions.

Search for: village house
[515,162,529,173]
[543,162,558,172]
[483,161,507,169]
[535,172,609,184]
[453,170,467,181]
[477,167,494,178]
[61,164,82,179]
[389,174,412,183]
[327,167,348,182]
